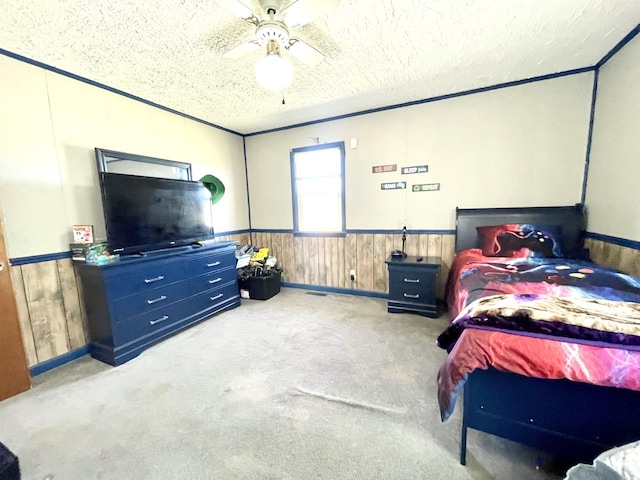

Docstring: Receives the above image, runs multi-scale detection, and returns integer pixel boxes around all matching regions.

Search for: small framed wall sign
[73,225,94,243]
[412,183,440,192]
[381,182,406,190]
[401,165,428,174]
[372,164,397,174]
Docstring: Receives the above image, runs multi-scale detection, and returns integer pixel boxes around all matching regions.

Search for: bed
[437,204,640,466]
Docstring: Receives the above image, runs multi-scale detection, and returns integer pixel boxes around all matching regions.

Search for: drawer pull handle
[144,275,165,284]
[149,315,169,325]
[208,277,222,284]
[210,293,224,301]
[404,293,420,299]
[404,278,420,283]
[147,295,167,305]
[207,261,221,267]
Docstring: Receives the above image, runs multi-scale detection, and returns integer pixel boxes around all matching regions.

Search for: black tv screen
[99,172,214,254]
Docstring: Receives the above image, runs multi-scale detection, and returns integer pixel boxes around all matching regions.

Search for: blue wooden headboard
[454,204,586,256]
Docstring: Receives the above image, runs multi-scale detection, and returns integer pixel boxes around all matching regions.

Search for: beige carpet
[0,288,570,479]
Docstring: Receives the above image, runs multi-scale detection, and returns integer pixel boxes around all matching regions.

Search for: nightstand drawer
[390,268,435,283]
[388,283,435,304]
[389,267,437,285]
[390,287,430,302]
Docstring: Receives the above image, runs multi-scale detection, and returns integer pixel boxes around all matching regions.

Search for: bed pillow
[476,223,565,258]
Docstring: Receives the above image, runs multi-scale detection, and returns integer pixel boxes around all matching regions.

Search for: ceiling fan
[219,0,339,90]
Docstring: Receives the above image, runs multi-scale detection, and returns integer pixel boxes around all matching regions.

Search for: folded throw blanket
[438,293,640,352]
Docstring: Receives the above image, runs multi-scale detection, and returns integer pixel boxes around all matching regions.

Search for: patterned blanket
[437,249,640,421]
[445,249,640,319]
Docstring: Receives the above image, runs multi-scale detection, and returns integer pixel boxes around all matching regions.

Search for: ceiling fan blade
[218,0,259,22]
[282,0,340,28]
[287,38,324,67]
[222,39,260,59]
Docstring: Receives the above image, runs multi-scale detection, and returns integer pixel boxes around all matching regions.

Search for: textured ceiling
[1,1,639,135]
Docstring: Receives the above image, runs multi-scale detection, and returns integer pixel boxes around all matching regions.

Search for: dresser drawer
[106,261,185,299]
[185,249,236,277]
[189,266,237,295]
[113,299,191,345]
[190,282,239,315]
[114,280,190,321]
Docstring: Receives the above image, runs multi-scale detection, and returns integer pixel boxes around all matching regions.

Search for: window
[290,141,346,235]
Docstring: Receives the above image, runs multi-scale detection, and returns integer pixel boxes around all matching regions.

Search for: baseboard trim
[29,345,90,377]
[281,282,389,299]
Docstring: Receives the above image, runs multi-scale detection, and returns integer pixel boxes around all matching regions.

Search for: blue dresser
[75,241,239,366]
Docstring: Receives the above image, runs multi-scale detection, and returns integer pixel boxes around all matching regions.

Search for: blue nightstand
[385,255,441,317]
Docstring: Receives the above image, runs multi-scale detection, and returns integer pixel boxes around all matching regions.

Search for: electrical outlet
[349,269,356,281]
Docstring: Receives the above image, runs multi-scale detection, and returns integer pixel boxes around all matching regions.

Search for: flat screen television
[99,172,214,255]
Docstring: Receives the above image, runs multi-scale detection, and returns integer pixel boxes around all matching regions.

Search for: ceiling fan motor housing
[255,20,289,47]
[258,0,284,14]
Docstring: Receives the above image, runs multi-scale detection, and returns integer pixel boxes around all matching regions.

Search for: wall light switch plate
[350,138,358,149]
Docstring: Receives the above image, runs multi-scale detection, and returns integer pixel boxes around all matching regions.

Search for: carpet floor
[0,288,572,479]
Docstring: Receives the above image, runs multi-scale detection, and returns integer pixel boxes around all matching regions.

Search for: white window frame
[290,141,346,236]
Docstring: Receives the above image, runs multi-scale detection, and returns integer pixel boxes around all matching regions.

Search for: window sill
[293,231,347,238]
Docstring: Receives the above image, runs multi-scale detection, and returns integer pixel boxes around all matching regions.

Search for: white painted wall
[0,50,604,260]
[245,73,593,230]
[585,34,640,242]
[0,54,249,259]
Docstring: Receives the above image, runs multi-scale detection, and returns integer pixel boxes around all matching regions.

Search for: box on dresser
[70,242,106,261]
[75,241,240,366]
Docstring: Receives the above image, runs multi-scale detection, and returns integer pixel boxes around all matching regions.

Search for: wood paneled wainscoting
[21,234,636,370]
[585,238,640,278]
[251,231,456,300]
[10,258,86,368]
[10,233,250,369]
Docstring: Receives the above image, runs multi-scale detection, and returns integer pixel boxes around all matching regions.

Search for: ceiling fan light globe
[254,53,293,91]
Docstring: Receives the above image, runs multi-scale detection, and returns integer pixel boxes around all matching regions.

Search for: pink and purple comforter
[437,249,640,421]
